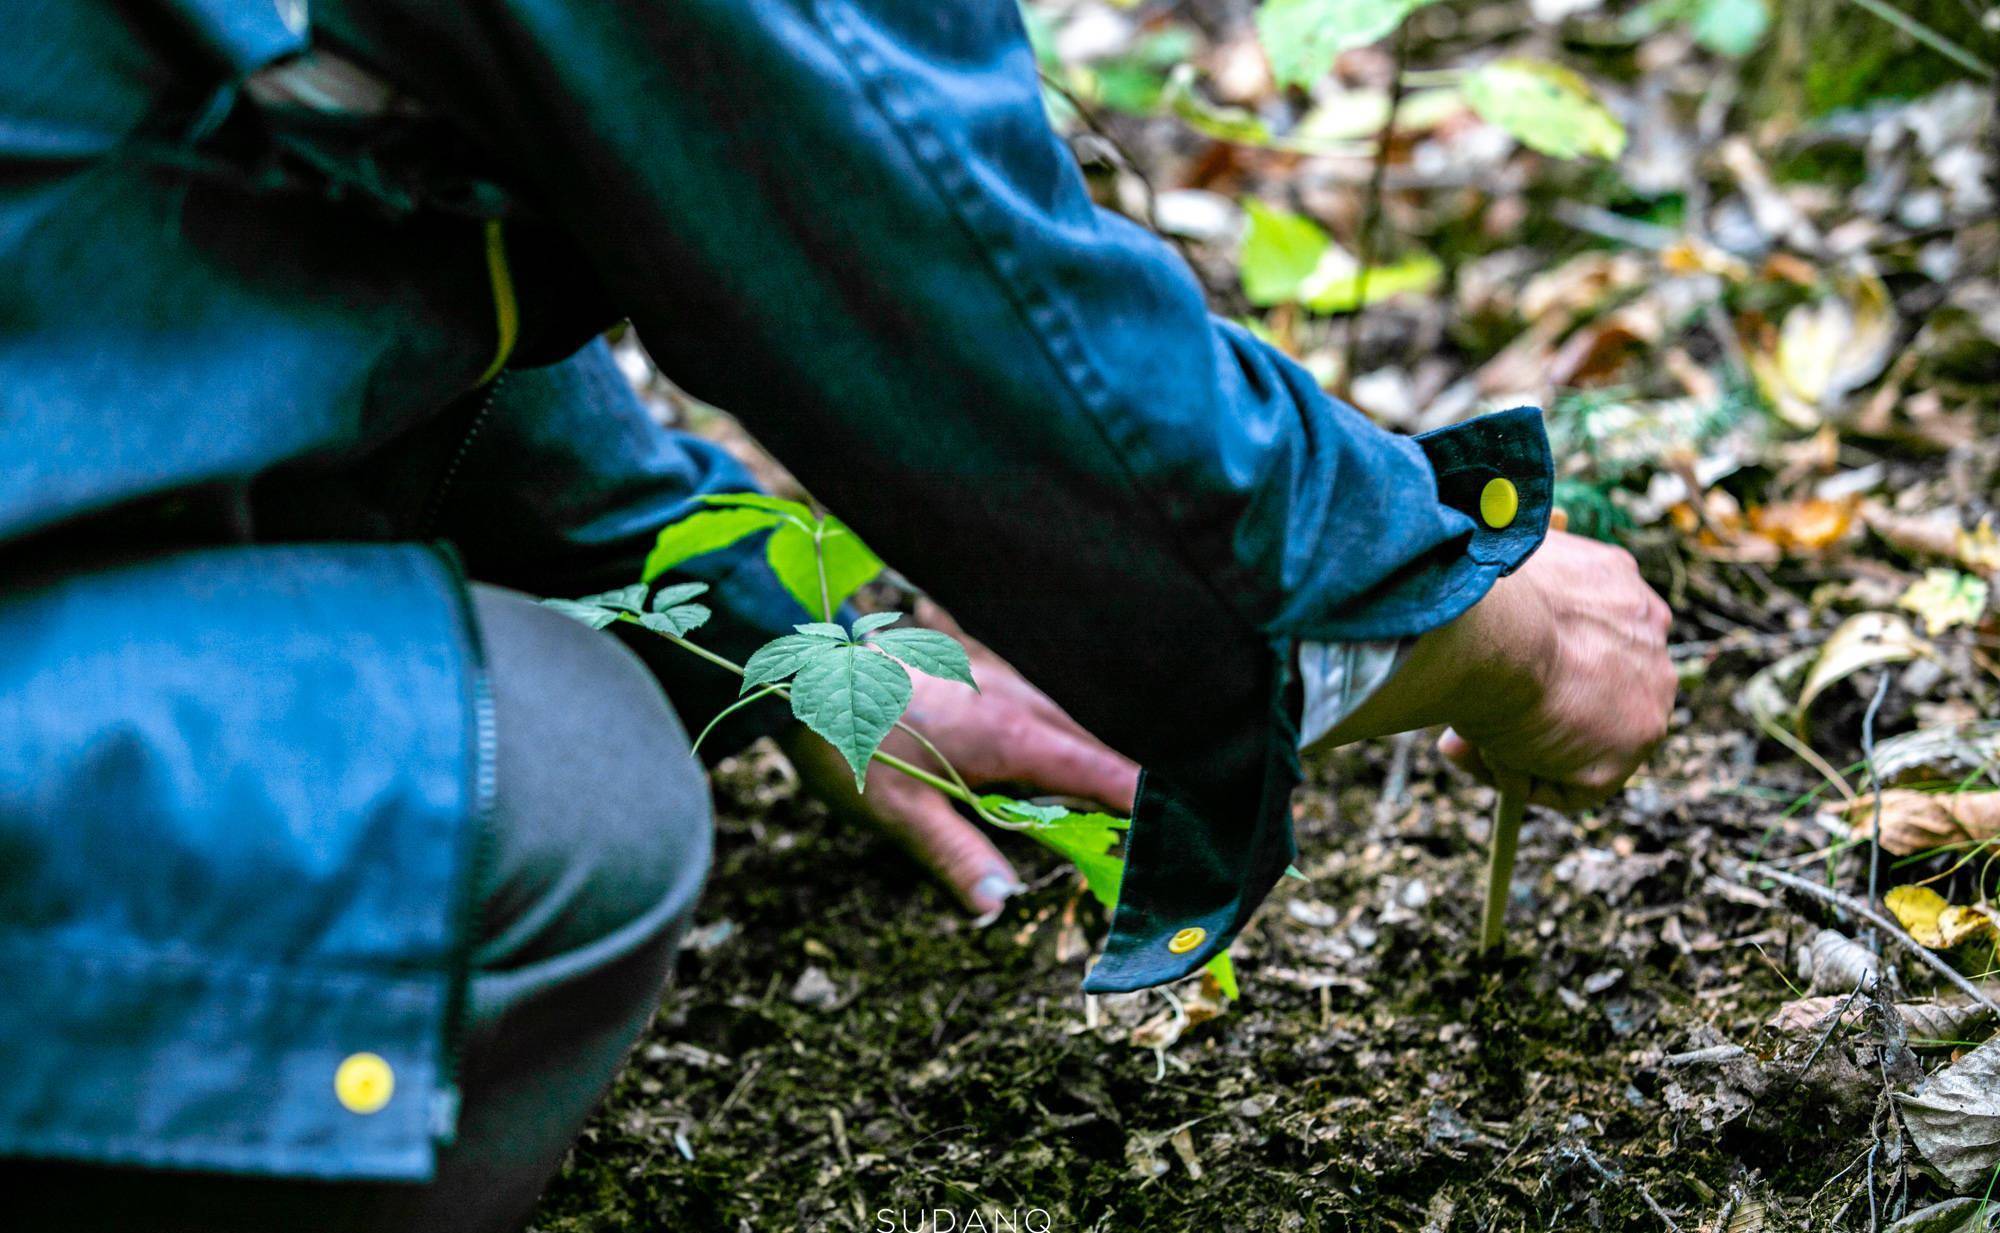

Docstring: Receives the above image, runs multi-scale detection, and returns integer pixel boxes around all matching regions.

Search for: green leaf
[987,795,1237,994]
[1206,953,1239,1000]
[578,583,648,614]
[1162,65,1276,145]
[793,622,851,641]
[642,508,784,582]
[742,633,844,691]
[765,517,886,618]
[850,611,904,637]
[1300,251,1442,313]
[987,796,1131,912]
[790,645,913,788]
[540,598,619,630]
[1257,0,1441,88]
[1624,0,1768,57]
[638,604,710,638]
[650,581,710,612]
[1690,0,1768,55]
[1240,200,1331,306]
[868,628,976,690]
[1461,60,1627,161]
[697,492,818,521]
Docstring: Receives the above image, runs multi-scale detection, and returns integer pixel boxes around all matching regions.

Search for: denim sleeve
[428,342,812,757]
[316,0,1553,989]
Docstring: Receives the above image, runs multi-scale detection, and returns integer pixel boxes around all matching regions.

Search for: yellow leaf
[1937,903,2000,950]
[1960,516,2000,575]
[1886,883,1950,948]
[1897,569,1991,636]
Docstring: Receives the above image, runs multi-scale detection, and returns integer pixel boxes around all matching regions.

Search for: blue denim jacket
[0,0,1549,1181]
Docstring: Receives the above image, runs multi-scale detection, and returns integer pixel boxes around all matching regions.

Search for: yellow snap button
[334,1052,395,1115]
[1167,927,1207,954]
[1479,477,1518,530]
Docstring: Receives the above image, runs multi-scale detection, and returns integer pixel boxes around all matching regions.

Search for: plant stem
[813,521,833,622]
[692,684,783,755]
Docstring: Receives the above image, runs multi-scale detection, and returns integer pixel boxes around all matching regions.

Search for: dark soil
[531,613,1936,1231]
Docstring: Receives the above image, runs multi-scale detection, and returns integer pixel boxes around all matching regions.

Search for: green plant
[546,493,1238,998]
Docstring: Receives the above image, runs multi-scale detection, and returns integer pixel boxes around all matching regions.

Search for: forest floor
[532,0,1999,1228]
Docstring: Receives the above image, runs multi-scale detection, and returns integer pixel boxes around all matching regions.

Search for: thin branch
[1341,16,1413,397]
[1737,861,2000,1014]
[1844,0,1995,79]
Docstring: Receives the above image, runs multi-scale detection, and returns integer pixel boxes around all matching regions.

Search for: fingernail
[970,873,1027,928]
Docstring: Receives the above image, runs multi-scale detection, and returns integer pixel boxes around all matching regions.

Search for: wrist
[1428,571,1552,736]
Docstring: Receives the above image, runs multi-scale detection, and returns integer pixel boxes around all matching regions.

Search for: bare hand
[781,601,1139,921]
[1436,530,1675,810]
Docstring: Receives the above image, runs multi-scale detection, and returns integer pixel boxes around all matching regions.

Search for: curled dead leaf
[1793,928,1881,994]
[1796,612,1931,717]
[1837,791,2000,857]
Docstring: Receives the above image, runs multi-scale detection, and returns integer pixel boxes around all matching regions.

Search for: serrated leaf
[1241,200,1332,306]
[741,633,843,691]
[638,604,710,638]
[766,517,886,619]
[650,581,710,612]
[794,622,851,641]
[868,628,976,690]
[790,645,912,788]
[1462,59,1626,161]
[540,599,619,630]
[579,583,648,614]
[697,492,817,521]
[642,509,784,582]
[1257,0,1441,88]
[850,611,904,636]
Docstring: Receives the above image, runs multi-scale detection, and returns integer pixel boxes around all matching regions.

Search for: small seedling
[546,493,1237,997]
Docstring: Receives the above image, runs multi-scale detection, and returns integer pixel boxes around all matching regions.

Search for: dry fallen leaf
[1900,569,1993,636]
[1767,994,1993,1045]
[1837,791,2000,857]
[1900,1035,2000,1191]
[1796,611,1931,716]
[1889,884,1953,948]
[1747,497,1860,554]
[1751,266,1896,426]
[1865,507,2000,578]
[1794,927,1882,994]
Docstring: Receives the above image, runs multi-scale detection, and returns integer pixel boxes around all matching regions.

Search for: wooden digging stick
[1477,507,1565,956]
[1479,773,1530,954]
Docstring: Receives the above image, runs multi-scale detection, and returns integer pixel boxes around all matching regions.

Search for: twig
[1736,862,2000,1014]
[1795,975,1873,1084]
[1340,17,1412,397]
[1861,673,1891,953]
[1569,1138,1682,1232]
[1843,0,1996,79]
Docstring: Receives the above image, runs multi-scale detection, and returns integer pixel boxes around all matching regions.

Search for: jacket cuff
[1082,407,1552,994]
[1300,406,1554,643]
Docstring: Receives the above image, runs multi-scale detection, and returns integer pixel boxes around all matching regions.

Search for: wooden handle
[1479,773,1531,955]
